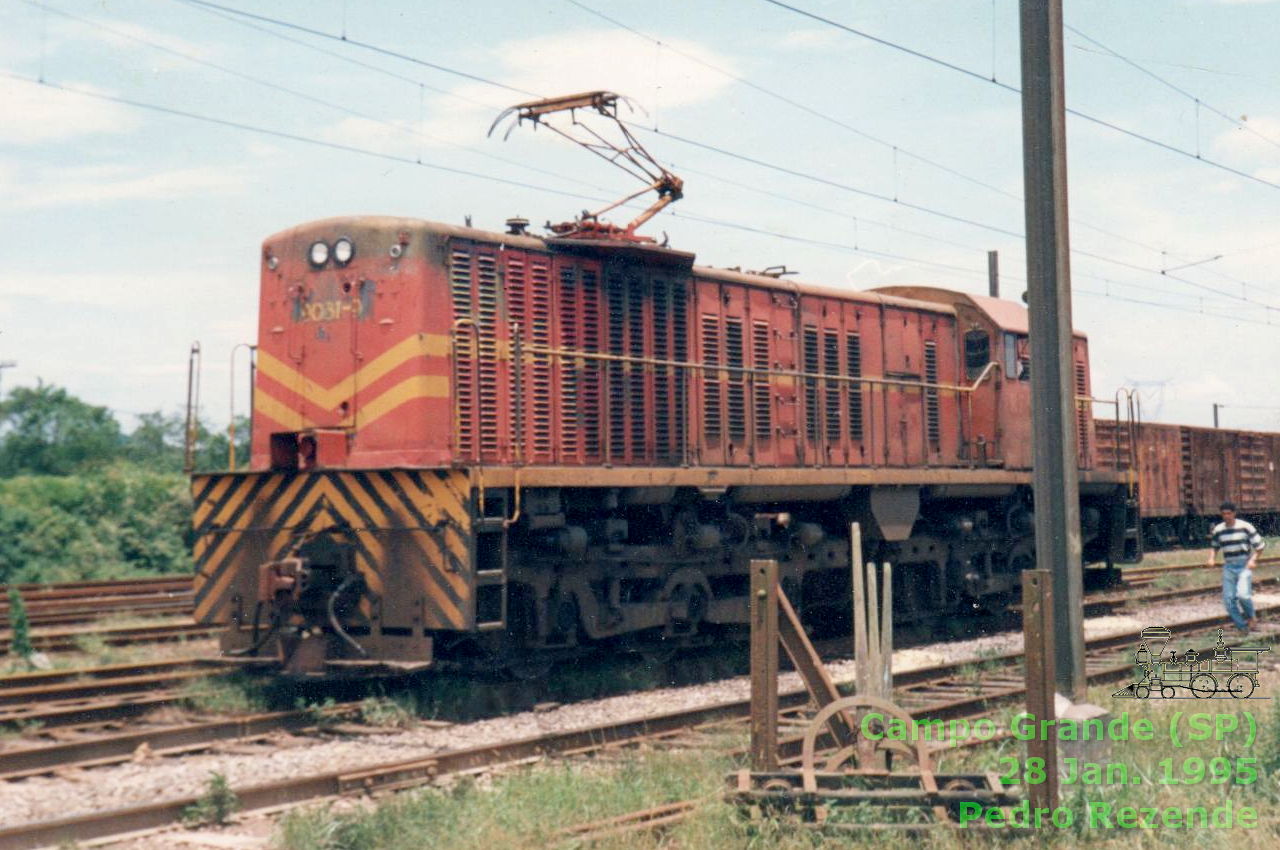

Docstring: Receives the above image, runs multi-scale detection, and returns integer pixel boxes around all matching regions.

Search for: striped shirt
[1210,519,1265,560]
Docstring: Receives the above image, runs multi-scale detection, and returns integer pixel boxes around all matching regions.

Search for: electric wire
[174,0,540,98]
[758,0,1280,193]
[1066,24,1280,155]
[29,1,607,192]
[157,0,1280,306]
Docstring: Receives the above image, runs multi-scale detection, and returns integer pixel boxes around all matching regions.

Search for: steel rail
[0,607,1271,850]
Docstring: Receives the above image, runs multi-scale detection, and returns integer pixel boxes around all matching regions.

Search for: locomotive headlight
[308,240,330,268]
[333,237,355,266]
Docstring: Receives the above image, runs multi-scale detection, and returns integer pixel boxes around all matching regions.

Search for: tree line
[0,383,248,585]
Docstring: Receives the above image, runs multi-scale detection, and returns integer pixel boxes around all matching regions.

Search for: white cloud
[0,77,137,145]
[0,162,247,209]
[1210,115,1280,162]
[419,29,737,146]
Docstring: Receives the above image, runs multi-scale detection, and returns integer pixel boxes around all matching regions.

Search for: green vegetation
[6,588,34,660]
[275,749,732,850]
[182,772,241,827]
[0,382,246,584]
[180,673,271,716]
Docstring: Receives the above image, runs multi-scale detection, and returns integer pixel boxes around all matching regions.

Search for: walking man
[1206,501,1264,635]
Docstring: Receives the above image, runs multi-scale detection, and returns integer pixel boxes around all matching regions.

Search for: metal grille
[449,247,475,459]
[476,254,500,458]
[558,265,580,462]
[824,330,841,443]
[627,272,647,459]
[528,259,553,461]
[803,326,819,442]
[725,318,746,439]
[702,314,722,439]
[607,275,627,460]
[846,333,863,441]
[752,321,772,441]
[1074,361,1089,460]
[581,268,603,461]
[671,283,688,454]
[505,255,526,459]
[653,278,672,460]
[924,341,940,446]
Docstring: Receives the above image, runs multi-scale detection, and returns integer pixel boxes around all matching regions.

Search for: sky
[1,0,1279,433]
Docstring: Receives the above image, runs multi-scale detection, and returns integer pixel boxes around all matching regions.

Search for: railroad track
[0,577,194,630]
[0,621,216,656]
[2,605,1273,850]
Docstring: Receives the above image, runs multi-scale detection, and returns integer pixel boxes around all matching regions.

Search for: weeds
[179,673,269,715]
[6,588,34,661]
[359,694,417,729]
[181,772,240,827]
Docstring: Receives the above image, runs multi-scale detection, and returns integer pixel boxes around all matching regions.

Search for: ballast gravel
[0,590,1273,828]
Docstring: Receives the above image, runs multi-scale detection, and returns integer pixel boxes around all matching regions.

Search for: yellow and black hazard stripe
[191,469,473,631]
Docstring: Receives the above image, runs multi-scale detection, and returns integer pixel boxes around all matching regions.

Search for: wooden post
[850,523,867,695]
[749,558,779,772]
[1022,569,1059,809]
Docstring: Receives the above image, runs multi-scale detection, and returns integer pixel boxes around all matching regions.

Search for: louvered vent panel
[529,259,553,461]
[449,247,475,459]
[1075,361,1089,463]
[476,254,500,458]
[653,278,672,461]
[725,318,746,440]
[627,274,647,461]
[924,341,940,446]
[671,283,688,453]
[558,265,580,462]
[803,326,819,442]
[846,334,863,441]
[505,255,526,459]
[702,315,722,439]
[581,268,603,462]
[752,321,771,441]
[607,276,627,461]
[824,330,841,443]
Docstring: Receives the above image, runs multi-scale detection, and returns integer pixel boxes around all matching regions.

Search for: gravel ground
[2,590,1274,833]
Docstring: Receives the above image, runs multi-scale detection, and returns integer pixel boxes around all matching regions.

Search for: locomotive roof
[265,216,963,315]
[872,285,1088,340]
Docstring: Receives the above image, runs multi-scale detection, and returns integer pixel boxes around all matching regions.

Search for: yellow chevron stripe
[193,476,235,527]
[359,375,449,426]
[254,388,312,431]
[256,334,448,412]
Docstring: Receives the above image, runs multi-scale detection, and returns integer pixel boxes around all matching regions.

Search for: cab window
[964,330,990,380]
[1004,333,1030,381]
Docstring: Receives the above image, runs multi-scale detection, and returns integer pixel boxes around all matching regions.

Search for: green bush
[0,464,193,584]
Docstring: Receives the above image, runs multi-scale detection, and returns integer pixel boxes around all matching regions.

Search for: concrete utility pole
[1019,0,1087,701]
[1213,403,1221,429]
[988,251,1000,298]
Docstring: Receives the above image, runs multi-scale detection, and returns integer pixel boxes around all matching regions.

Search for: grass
[273,666,1280,849]
[179,672,271,715]
[275,747,735,850]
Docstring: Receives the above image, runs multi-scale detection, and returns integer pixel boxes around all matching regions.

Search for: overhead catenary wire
[27,0,608,193]
[10,7,1276,328]
[1065,24,1280,155]
[158,0,1280,308]
[757,0,1280,194]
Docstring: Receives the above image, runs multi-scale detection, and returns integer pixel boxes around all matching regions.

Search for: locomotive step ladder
[474,489,510,631]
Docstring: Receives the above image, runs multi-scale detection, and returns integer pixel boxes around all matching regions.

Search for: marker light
[333,237,355,266]
[308,240,330,268]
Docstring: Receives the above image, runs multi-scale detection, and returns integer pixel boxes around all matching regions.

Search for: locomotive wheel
[505,653,554,681]
[1227,673,1256,699]
[1190,673,1217,698]
[1134,685,1150,699]
[1160,686,1177,699]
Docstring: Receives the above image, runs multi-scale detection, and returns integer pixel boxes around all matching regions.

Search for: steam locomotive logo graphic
[1113,626,1269,700]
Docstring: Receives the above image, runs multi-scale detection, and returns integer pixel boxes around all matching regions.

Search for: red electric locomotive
[189,92,1140,674]
[189,213,1140,674]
